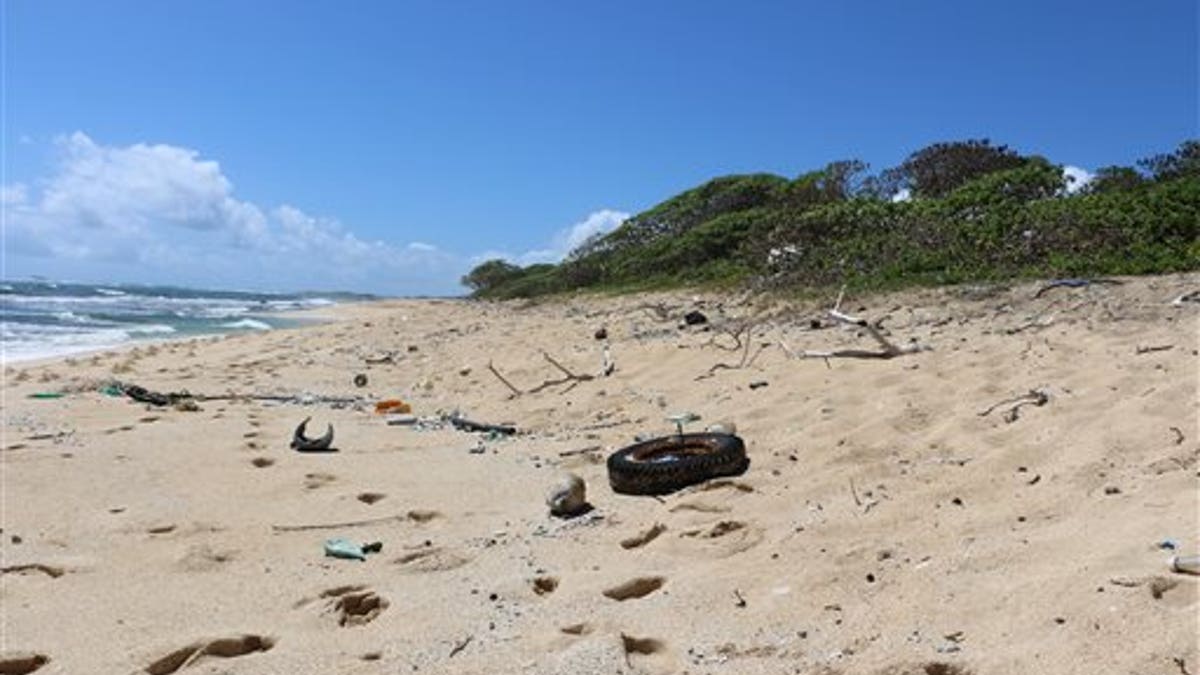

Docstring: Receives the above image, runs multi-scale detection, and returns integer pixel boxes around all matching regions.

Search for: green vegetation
[463,139,1199,298]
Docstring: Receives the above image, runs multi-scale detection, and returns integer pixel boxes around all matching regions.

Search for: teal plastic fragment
[324,537,366,561]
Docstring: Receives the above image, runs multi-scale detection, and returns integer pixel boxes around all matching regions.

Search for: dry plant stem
[487,360,523,397]
[1135,344,1174,354]
[527,352,595,394]
[449,635,473,658]
[978,389,1049,422]
[271,514,409,532]
[696,324,769,379]
[488,352,599,396]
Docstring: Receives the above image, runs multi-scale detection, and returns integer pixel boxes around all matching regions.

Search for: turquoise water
[1,279,374,362]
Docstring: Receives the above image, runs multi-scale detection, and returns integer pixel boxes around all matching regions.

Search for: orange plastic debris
[375,399,412,414]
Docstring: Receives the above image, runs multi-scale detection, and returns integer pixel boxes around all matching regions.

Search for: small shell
[546,474,587,517]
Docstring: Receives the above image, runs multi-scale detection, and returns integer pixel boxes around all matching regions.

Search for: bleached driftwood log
[796,289,926,361]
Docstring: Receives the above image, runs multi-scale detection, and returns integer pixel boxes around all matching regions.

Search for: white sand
[2,274,1197,674]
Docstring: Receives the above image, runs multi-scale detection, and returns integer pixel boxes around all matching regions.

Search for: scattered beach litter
[323,538,383,562]
[290,417,335,452]
[353,373,368,387]
[26,392,64,400]
[447,413,516,436]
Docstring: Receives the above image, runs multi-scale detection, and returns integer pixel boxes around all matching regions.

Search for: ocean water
[1,280,369,363]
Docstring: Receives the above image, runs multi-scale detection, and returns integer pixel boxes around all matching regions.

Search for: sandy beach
[2,274,1197,674]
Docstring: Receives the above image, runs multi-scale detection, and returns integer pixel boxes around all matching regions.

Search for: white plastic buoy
[1170,555,1200,575]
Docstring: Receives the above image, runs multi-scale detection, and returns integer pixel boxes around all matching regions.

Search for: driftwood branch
[793,291,926,361]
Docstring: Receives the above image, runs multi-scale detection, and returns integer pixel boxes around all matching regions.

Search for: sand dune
[2,274,1197,674]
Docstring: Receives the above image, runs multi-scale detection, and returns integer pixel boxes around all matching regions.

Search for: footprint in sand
[175,545,236,573]
[621,633,667,661]
[670,520,763,558]
[304,472,336,490]
[532,576,559,596]
[357,492,386,505]
[312,586,389,627]
[602,576,665,601]
[916,663,973,675]
[620,523,666,550]
[0,652,49,674]
[242,431,259,439]
[250,457,274,468]
[143,635,274,674]
[393,546,470,573]
[559,623,593,636]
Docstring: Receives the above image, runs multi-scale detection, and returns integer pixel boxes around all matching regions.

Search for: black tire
[607,433,749,495]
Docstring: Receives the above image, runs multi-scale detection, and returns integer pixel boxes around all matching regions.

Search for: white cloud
[477,209,630,266]
[1,183,27,205]
[1062,165,1094,194]
[3,132,461,294]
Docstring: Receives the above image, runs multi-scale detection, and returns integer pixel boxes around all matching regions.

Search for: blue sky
[3,0,1196,295]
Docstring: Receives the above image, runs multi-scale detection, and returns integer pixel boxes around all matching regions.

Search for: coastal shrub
[461,139,1200,299]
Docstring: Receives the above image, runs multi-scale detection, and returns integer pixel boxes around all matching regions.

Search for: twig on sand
[1135,344,1174,355]
[271,514,409,532]
[1170,426,1185,445]
[559,445,603,457]
[489,352,599,396]
[696,323,769,380]
[449,635,474,658]
[978,389,1050,423]
[849,478,862,507]
[487,360,523,398]
[527,352,596,394]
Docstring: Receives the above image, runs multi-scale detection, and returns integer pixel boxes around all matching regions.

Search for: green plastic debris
[324,538,367,561]
[100,385,124,397]
[28,392,65,400]
[666,412,701,435]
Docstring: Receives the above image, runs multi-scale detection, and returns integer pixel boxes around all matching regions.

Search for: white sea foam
[221,319,272,330]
